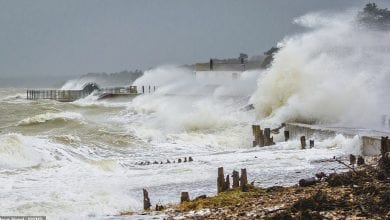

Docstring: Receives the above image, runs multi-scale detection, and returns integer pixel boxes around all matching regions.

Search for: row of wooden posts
[135,157,193,166]
[217,167,249,193]
[252,125,274,147]
[141,85,156,94]
[142,167,250,211]
[252,124,315,149]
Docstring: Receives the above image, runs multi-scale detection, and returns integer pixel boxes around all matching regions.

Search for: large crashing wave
[250,11,390,128]
[61,71,143,90]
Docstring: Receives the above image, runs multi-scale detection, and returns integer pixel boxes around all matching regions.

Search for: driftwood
[315,172,326,180]
[299,177,317,187]
[333,156,356,173]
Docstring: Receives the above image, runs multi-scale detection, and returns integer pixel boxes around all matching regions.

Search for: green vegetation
[180,185,264,211]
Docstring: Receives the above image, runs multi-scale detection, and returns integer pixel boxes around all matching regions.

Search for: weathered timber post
[184,157,187,162]
[309,140,314,148]
[284,130,290,141]
[300,136,306,149]
[189,157,193,162]
[252,125,257,147]
[252,125,264,147]
[264,128,273,146]
[180,192,190,203]
[178,158,182,163]
[210,59,213,70]
[240,168,248,192]
[143,189,151,210]
[232,170,239,188]
[350,154,356,165]
[155,204,164,211]
[142,86,145,94]
[223,175,230,191]
[381,136,389,157]
[217,167,224,193]
[258,128,264,147]
[149,86,151,93]
[357,156,365,166]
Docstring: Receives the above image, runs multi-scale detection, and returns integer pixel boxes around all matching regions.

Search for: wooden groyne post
[180,192,190,203]
[381,136,390,156]
[232,170,240,188]
[252,125,264,147]
[284,130,290,141]
[240,168,248,192]
[264,128,274,146]
[309,140,314,148]
[217,167,226,193]
[143,188,151,210]
[217,167,250,193]
[300,136,306,149]
[217,167,232,193]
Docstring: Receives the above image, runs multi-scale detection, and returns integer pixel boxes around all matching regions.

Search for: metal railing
[26,89,90,102]
[26,85,157,102]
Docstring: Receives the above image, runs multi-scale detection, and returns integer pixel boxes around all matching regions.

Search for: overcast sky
[0,0,385,78]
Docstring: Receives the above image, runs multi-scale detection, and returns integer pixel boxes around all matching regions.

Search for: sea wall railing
[26,85,157,102]
[26,89,90,102]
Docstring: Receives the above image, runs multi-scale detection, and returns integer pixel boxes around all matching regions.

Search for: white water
[250,11,390,129]
[1,8,383,220]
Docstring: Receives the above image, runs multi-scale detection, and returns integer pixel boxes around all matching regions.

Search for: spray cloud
[250,9,390,129]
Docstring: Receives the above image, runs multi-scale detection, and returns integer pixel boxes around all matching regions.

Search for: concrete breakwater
[284,123,390,156]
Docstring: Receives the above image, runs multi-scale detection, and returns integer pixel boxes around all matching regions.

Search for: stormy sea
[1,8,390,220]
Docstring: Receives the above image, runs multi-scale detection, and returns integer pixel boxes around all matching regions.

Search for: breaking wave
[250,11,390,128]
[17,112,85,126]
[0,133,55,168]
